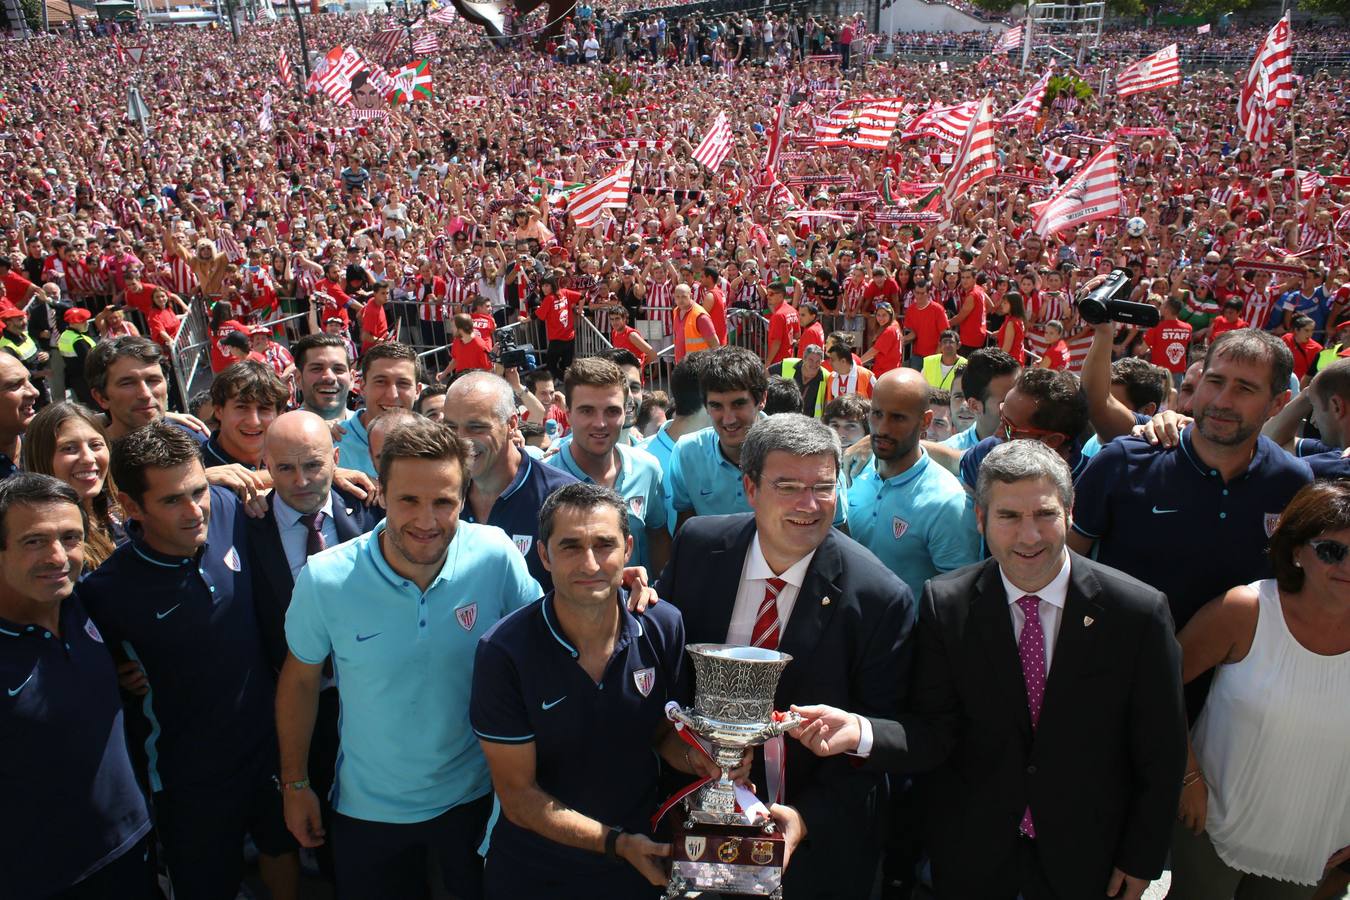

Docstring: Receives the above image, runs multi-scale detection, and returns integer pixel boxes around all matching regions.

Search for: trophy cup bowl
[666,644,801,899]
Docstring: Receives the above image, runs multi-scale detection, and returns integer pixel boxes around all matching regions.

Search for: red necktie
[751,577,786,650]
[1017,595,1046,838]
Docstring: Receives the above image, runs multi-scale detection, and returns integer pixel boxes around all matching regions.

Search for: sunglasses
[1309,539,1349,566]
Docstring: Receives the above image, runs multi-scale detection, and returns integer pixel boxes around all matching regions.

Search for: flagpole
[1286,13,1298,207]
[1021,5,1033,72]
[287,0,311,93]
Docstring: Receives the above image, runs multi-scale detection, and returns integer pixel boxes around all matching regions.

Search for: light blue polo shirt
[546,442,667,569]
[285,520,542,824]
[640,421,679,535]
[334,408,377,479]
[668,425,847,526]
[940,423,982,452]
[846,450,980,598]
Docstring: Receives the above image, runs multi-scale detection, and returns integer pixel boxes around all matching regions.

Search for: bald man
[248,411,380,884]
[844,368,981,598]
[249,410,382,673]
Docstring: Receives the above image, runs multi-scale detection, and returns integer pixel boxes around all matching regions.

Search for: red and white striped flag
[994,24,1023,52]
[1269,168,1326,196]
[943,97,998,207]
[1000,68,1052,122]
[1238,15,1294,148]
[815,98,905,149]
[1030,144,1122,237]
[412,28,440,55]
[1115,44,1181,97]
[1196,23,1211,34]
[692,112,734,171]
[277,49,293,88]
[901,100,979,144]
[311,46,366,106]
[370,27,403,61]
[766,174,800,211]
[216,231,244,263]
[760,95,789,186]
[1042,147,1085,175]
[569,160,634,227]
[428,5,457,24]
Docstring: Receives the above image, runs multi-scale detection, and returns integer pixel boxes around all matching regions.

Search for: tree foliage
[1046,74,1095,104]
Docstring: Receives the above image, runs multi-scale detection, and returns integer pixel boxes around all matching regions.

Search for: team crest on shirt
[223,546,242,572]
[633,667,656,697]
[1264,513,1282,537]
[628,495,645,518]
[892,516,909,540]
[512,535,534,557]
[684,836,707,861]
[84,618,103,643]
[455,603,479,632]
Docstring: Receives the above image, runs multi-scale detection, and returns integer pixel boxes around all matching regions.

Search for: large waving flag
[901,101,979,144]
[943,97,998,207]
[278,49,293,88]
[1042,147,1085,175]
[569,160,634,227]
[814,98,905,149]
[1000,68,1052,122]
[1031,145,1122,237]
[310,46,366,106]
[1238,15,1294,148]
[692,112,734,172]
[994,25,1023,52]
[1115,44,1181,97]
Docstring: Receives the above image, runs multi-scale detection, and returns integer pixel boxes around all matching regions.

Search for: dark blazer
[868,553,1186,900]
[656,514,915,899]
[247,487,377,672]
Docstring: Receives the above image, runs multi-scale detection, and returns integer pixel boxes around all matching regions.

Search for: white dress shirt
[273,492,339,581]
[1000,551,1072,671]
[725,534,817,646]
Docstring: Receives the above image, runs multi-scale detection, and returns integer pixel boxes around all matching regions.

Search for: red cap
[64,307,94,324]
[0,307,26,320]
[248,325,270,336]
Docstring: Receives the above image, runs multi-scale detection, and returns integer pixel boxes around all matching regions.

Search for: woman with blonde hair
[20,402,124,571]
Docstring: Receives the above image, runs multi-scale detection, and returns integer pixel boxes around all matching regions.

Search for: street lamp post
[287,0,311,92]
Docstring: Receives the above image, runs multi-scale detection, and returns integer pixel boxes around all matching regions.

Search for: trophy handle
[763,710,803,738]
[667,704,699,732]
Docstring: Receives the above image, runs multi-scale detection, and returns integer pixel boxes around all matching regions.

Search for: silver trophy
[666,644,802,898]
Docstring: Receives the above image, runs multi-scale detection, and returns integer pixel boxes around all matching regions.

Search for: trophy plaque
[664,644,801,899]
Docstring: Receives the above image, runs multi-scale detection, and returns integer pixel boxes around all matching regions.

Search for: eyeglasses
[1309,539,1349,566]
[999,414,1062,443]
[769,480,838,502]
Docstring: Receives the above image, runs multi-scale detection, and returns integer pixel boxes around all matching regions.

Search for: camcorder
[491,327,537,370]
[1075,268,1160,328]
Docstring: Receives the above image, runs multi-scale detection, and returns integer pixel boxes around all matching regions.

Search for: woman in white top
[1171,480,1350,900]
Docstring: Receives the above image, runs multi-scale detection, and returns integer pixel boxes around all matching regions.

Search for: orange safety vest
[679,302,712,358]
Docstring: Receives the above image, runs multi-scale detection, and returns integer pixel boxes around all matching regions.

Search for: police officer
[58,307,98,406]
[80,422,299,900]
[472,483,702,899]
[0,474,154,899]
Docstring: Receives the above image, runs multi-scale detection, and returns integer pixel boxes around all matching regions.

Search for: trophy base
[666,818,785,898]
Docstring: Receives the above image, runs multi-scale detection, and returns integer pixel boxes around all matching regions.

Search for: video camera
[1075,269,1160,328]
[490,327,537,371]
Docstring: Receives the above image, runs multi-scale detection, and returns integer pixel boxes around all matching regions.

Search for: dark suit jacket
[656,514,915,899]
[868,553,1186,900]
[247,487,377,672]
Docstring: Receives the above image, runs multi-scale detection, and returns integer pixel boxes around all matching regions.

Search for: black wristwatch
[604,825,624,860]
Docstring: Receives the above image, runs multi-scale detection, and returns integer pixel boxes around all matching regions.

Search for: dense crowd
[2,7,1350,900]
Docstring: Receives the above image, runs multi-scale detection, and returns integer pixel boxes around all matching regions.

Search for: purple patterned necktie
[299,512,327,557]
[1017,594,1046,839]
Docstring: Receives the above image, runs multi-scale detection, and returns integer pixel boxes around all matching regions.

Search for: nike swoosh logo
[155,604,181,620]
[541,696,566,710]
[699,488,714,496]
[1151,506,1179,514]
[8,673,34,697]
[356,632,382,642]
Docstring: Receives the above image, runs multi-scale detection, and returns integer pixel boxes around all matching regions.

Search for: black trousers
[332,792,493,900]
[544,338,575,380]
[50,834,156,900]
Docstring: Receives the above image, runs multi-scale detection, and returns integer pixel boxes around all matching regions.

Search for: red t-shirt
[903,301,949,358]
[798,322,825,358]
[612,325,645,362]
[123,284,157,318]
[146,307,181,347]
[210,320,248,373]
[315,279,353,326]
[872,323,903,374]
[1209,316,1248,340]
[2,271,36,306]
[1144,318,1193,374]
[1042,339,1070,371]
[996,316,1026,365]
[1283,333,1324,380]
[955,287,989,348]
[767,303,800,365]
[451,334,494,373]
[535,289,580,341]
[862,278,899,314]
[471,312,496,349]
[360,302,391,351]
[704,287,728,346]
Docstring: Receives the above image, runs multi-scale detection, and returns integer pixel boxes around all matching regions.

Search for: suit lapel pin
[821,596,831,606]
[1083,615,1095,627]
[345,508,354,516]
